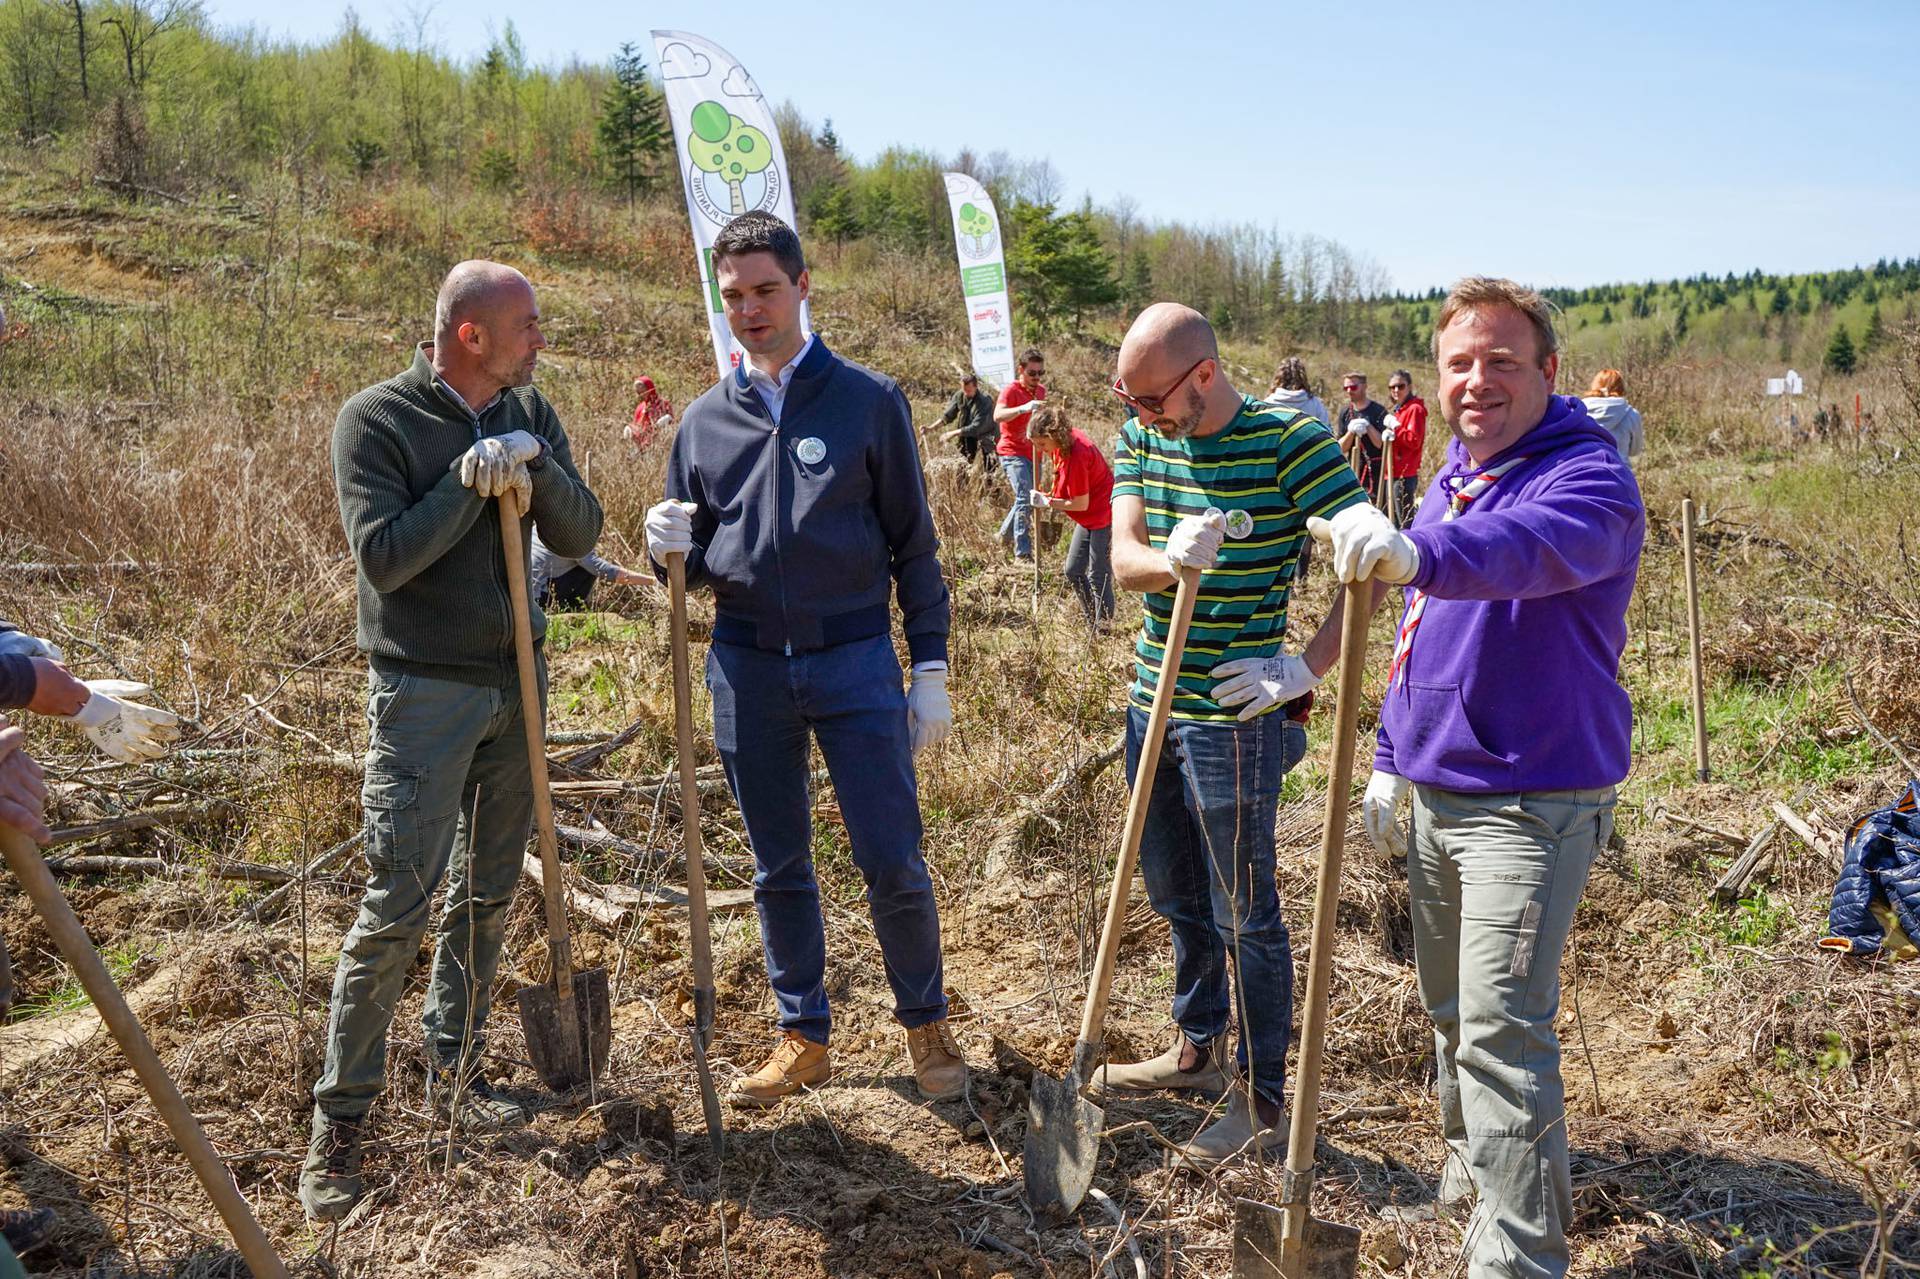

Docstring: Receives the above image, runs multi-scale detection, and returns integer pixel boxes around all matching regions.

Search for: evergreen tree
[1769,286,1790,315]
[597,42,668,207]
[1823,323,1856,375]
[1005,202,1119,332]
[1794,280,1812,316]
[1862,306,1886,353]
[1598,305,1613,325]
[1122,247,1152,310]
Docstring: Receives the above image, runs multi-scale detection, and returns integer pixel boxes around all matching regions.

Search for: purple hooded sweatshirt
[1375,395,1644,793]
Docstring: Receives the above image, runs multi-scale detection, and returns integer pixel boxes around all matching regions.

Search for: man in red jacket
[1384,369,1428,528]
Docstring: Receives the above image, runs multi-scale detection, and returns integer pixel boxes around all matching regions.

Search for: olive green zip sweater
[331,344,603,687]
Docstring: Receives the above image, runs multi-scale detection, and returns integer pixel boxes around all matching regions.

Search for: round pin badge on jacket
[1223,509,1255,539]
[795,437,827,465]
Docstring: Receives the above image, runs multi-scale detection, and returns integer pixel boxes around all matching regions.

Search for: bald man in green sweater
[303,261,602,1221]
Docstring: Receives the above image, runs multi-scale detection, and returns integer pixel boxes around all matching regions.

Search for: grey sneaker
[299,1110,365,1222]
[429,1061,530,1134]
[1091,1034,1229,1097]
[1379,1147,1477,1224]
[1176,1090,1284,1169]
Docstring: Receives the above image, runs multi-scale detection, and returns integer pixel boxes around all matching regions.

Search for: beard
[1157,385,1209,440]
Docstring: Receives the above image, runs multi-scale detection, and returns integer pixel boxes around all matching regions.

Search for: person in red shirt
[1027,402,1115,630]
[1383,368,1428,528]
[992,348,1046,559]
[625,375,676,450]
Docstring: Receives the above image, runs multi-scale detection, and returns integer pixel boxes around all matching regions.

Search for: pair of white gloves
[452,430,544,506]
[1345,413,1403,443]
[1158,500,1420,722]
[642,499,953,757]
[0,632,180,763]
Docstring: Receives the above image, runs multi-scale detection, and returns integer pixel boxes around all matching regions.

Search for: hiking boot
[729,1031,830,1108]
[299,1110,365,1223]
[1378,1157,1476,1225]
[1091,1034,1229,1097]
[1175,1089,1284,1169]
[428,1060,530,1134]
[0,1206,55,1255]
[903,1019,968,1102]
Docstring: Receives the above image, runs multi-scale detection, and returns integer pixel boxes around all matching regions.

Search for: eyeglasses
[1111,356,1209,417]
[1023,367,1046,378]
[1388,383,1408,392]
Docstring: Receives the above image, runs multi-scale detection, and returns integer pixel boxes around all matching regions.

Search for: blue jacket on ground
[662,338,950,665]
[1823,781,1920,958]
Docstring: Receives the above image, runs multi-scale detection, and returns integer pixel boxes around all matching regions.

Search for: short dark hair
[1020,347,1045,368]
[712,212,806,283]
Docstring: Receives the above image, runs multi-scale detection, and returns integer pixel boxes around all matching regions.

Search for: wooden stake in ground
[0,827,290,1279]
[1379,435,1397,523]
[1031,446,1046,621]
[1681,497,1710,782]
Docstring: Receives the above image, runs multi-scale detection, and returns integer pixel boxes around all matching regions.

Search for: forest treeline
[3,0,1913,369]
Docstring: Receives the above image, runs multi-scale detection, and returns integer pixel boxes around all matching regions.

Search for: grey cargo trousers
[1408,784,1615,1279]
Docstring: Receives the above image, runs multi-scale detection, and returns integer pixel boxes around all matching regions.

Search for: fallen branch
[1771,802,1845,869]
[8,561,145,580]
[47,800,234,848]
[984,736,1124,874]
[1843,672,1920,784]
[1711,821,1781,903]
[1645,798,1747,850]
[45,855,291,883]
[234,831,366,925]
[520,852,626,927]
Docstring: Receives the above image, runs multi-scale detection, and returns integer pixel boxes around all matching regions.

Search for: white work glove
[906,666,951,756]
[1029,490,1053,509]
[1344,418,1369,438]
[452,430,542,498]
[1164,510,1226,573]
[1209,652,1320,722]
[0,631,62,662]
[1382,413,1399,443]
[645,499,699,564]
[69,680,180,763]
[1306,502,1420,584]
[1363,771,1412,859]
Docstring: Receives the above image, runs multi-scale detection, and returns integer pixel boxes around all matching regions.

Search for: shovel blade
[517,966,612,1092]
[1024,1070,1103,1218]
[1231,1198,1360,1279]
[689,1027,725,1158]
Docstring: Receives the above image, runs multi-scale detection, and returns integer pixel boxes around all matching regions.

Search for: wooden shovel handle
[667,553,717,1028]
[0,827,289,1278]
[1075,567,1201,1057]
[1681,498,1710,782]
[1280,580,1373,1262]
[497,493,575,1004]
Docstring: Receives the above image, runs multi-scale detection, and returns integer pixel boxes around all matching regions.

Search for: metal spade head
[517,966,612,1093]
[1024,1068,1103,1219]
[689,986,724,1157]
[1232,1197,1360,1279]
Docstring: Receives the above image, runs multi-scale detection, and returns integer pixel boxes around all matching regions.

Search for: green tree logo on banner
[688,99,771,216]
[957,202,996,257]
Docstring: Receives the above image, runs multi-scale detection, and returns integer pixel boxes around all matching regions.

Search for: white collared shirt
[743,334,815,426]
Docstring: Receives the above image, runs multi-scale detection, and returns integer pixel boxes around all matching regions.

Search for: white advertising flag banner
[652,31,808,379]
[942,172,1015,390]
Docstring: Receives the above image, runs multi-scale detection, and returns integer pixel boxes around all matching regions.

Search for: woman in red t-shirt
[1027,403,1115,630]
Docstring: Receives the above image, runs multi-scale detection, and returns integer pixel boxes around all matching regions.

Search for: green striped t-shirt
[1112,395,1369,722]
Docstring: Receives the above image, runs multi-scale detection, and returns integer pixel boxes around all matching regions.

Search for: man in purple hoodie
[1310,277,1643,1279]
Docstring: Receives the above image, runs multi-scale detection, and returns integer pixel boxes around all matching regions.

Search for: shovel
[1232,579,1372,1279]
[1025,565,1201,1218]
[666,550,726,1157]
[499,491,612,1092]
[0,827,289,1278]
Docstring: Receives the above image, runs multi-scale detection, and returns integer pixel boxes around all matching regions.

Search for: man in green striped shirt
[1094,303,1370,1167]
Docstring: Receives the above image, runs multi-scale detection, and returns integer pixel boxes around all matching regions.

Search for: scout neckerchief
[1385,454,1532,689]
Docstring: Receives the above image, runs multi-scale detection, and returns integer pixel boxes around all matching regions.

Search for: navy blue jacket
[663,339,950,665]
[1823,781,1920,957]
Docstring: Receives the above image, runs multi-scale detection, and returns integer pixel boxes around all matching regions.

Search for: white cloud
[720,65,760,99]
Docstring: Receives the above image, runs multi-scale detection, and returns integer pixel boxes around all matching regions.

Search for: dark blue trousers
[707,634,947,1044]
[1126,706,1307,1105]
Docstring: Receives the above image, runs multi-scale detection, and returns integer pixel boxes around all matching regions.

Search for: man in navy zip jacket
[644,212,966,1108]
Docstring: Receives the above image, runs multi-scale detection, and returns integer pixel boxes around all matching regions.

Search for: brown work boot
[729,1031,830,1108]
[903,1018,968,1101]
[299,1109,366,1222]
[1091,1033,1229,1097]
[1176,1088,1285,1169]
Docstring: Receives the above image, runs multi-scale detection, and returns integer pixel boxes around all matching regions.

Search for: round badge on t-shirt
[795,437,827,465]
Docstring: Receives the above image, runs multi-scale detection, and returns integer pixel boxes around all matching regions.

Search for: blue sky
[202,0,1917,293]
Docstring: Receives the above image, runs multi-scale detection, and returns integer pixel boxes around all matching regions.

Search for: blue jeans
[707,634,946,1044]
[1126,706,1308,1104]
[315,667,538,1119]
[996,454,1033,556]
